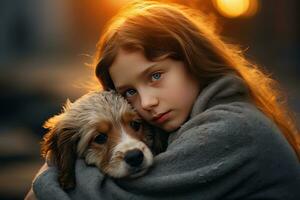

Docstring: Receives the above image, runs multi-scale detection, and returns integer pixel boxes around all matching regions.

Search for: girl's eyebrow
[115,63,158,91]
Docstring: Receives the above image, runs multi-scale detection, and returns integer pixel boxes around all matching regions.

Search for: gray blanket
[33,75,300,200]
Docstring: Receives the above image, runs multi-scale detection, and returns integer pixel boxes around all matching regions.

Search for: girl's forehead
[109,49,157,89]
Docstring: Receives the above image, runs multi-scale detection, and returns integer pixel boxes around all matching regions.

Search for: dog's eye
[94,133,108,144]
[130,121,142,131]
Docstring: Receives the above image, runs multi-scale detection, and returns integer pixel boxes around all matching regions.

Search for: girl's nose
[140,91,158,110]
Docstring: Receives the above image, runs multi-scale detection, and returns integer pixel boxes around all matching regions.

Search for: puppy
[41,90,155,190]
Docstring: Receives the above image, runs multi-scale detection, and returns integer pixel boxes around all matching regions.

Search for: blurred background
[0,0,299,199]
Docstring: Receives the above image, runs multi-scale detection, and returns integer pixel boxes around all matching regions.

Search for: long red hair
[94,1,300,159]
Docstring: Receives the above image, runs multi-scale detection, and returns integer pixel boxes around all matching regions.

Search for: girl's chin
[160,116,189,132]
[159,121,181,132]
[147,115,182,132]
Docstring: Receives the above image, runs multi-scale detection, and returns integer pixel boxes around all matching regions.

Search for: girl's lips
[153,111,171,124]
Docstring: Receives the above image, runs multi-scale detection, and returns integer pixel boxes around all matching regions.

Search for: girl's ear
[41,116,79,190]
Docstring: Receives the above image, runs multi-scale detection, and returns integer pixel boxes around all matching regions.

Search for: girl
[27,1,300,199]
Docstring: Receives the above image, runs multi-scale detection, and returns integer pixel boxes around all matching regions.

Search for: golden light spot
[110,0,141,7]
[243,0,259,17]
[213,0,259,18]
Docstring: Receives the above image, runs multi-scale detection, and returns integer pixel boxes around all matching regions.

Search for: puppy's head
[41,91,154,190]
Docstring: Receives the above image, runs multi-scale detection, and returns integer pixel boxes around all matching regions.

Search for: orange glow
[243,0,259,17]
[213,0,259,18]
[110,0,143,7]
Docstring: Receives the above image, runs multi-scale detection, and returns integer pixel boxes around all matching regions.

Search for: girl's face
[109,49,200,132]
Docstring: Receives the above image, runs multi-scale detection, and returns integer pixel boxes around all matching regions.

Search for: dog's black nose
[124,149,144,167]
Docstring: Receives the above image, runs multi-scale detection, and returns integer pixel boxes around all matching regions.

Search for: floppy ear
[143,123,168,155]
[41,114,79,190]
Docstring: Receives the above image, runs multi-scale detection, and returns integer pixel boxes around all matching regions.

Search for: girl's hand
[24,163,50,200]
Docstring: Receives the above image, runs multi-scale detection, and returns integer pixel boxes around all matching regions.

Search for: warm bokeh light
[110,0,132,7]
[213,0,259,18]
[243,0,259,17]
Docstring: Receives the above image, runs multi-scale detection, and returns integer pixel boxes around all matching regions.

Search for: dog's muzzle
[124,149,144,167]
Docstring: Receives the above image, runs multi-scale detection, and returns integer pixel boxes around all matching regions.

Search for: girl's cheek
[134,104,150,120]
[128,99,143,114]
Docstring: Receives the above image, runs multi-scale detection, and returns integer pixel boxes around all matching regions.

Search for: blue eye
[125,89,136,97]
[151,72,161,81]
